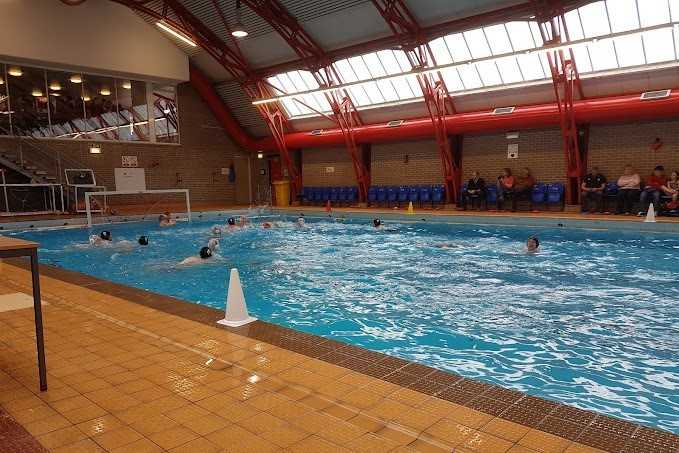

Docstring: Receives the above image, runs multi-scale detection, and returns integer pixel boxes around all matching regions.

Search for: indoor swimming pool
[11,214,679,433]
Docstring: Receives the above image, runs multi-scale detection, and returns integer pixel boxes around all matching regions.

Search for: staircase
[0,151,59,184]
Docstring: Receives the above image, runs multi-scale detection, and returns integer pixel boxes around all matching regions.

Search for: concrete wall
[0,0,188,83]
[0,83,251,203]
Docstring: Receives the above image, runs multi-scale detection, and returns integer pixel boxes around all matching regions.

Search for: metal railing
[1,170,65,216]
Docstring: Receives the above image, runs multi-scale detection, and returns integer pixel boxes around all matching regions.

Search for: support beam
[242,0,371,202]
[372,0,459,203]
[108,0,301,200]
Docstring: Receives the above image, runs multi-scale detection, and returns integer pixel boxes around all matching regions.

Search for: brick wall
[0,83,249,203]
[588,119,679,181]
[371,139,442,185]
[302,147,356,186]
[462,128,565,185]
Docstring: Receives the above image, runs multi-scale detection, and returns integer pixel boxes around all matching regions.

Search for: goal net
[85,189,191,227]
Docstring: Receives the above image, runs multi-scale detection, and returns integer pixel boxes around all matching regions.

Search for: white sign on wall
[325,166,335,173]
[121,155,139,167]
[507,143,519,159]
[114,168,146,191]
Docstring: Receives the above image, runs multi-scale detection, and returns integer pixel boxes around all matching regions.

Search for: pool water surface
[12,214,679,433]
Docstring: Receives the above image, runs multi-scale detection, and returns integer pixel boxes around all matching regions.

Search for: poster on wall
[114,168,146,191]
[121,156,139,167]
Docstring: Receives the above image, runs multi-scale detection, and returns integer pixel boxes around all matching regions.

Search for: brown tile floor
[0,261,677,452]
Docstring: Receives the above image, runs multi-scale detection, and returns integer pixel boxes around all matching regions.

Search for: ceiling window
[268,0,678,119]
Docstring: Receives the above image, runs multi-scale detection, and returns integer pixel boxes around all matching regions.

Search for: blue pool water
[11,214,679,433]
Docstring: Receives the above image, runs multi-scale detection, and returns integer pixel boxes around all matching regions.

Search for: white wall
[0,0,189,82]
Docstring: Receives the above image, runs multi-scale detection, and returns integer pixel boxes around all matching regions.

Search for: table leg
[30,250,47,391]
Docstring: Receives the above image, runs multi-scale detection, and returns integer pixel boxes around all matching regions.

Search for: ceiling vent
[640,89,670,100]
[309,129,323,135]
[493,106,515,115]
[386,120,405,127]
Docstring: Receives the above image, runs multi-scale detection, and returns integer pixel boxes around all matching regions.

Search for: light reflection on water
[15,215,679,433]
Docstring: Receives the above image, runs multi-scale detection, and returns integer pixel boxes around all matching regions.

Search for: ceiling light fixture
[8,67,22,77]
[70,74,82,84]
[0,77,4,85]
[121,80,132,89]
[100,87,111,96]
[49,81,62,91]
[31,89,43,97]
[257,152,264,159]
[231,0,248,38]
[82,95,91,102]
[156,20,197,47]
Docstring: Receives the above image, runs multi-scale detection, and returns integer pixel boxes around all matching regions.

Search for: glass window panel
[571,46,594,72]
[114,79,148,141]
[671,0,679,21]
[638,0,671,27]
[311,93,332,112]
[376,50,403,74]
[152,84,178,143]
[348,86,371,106]
[298,71,320,89]
[361,53,387,77]
[0,65,12,135]
[7,66,50,137]
[429,37,453,64]
[517,53,546,80]
[506,22,537,51]
[266,76,286,95]
[495,57,524,83]
[457,64,483,89]
[614,34,646,66]
[281,98,300,116]
[405,75,422,97]
[362,81,385,104]
[439,67,465,91]
[334,59,359,82]
[642,28,676,62]
[463,28,492,58]
[393,50,413,71]
[484,24,513,54]
[298,93,322,112]
[579,2,611,37]
[538,52,554,75]
[529,21,547,44]
[606,0,639,32]
[476,61,502,86]
[389,75,415,98]
[375,79,399,101]
[287,71,310,91]
[44,70,85,139]
[347,56,372,81]
[445,33,472,62]
[277,73,299,94]
[587,40,618,70]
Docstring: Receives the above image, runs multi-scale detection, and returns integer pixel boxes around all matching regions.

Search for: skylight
[266,0,679,119]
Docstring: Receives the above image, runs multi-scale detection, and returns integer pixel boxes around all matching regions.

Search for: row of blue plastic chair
[368,185,446,204]
[303,186,358,203]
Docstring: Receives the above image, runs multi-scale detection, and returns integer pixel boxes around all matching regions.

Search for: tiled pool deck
[0,260,677,453]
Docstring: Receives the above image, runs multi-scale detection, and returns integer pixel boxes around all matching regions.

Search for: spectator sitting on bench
[581,167,606,213]
[639,165,667,216]
[511,167,536,212]
[664,171,679,209]
[615,165,641,215]
[462,171,486,210]
[497,168,515,211]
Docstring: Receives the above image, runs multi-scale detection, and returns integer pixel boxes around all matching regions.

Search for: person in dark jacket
[461,171,487,210]
[581,167,607,213]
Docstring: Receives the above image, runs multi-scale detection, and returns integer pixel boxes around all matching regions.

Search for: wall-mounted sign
[325,166,335,173]
[221,167,230,175]
[121,155,138,167]
[507,143,519,159]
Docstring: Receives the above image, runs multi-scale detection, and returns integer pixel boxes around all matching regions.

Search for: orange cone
[325,200,332,213]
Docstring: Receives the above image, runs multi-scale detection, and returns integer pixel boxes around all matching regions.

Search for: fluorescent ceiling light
[49,81,62,91]
[121,80,132,89]
[8,67,22,77]
[70,74,82,84]
[156,21,197,47]
[31,89,43,97]
[100,87,111,96]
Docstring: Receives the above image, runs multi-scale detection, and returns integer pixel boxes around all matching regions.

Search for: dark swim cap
[227,217,236,225]
[199,247,212,259]
[373,219,382,227]
[529,236,540,248]
[138,236,149,246]
[100,231,111,241]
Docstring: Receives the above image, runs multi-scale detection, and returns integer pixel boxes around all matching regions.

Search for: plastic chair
[547,183,565,209]
[432,185,445,204]
[368,186,378,205]
[398,186,409,205]
[387,186,398,205]
[321,187,331,202]
[313,187,323,204]
[338,187,349,204]
[486,185,498,206]
[330,187,340,203]
[419,186,432,206]
[377,186,387,204]
[348,186,358,203]
[408,186,419,203]
[303,187,313,205]
[531,183,547,209]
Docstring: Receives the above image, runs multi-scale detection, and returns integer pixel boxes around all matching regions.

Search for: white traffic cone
[217,268,257,327]
[644,203,656,223]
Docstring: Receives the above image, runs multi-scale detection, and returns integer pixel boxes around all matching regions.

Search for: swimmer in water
[373,218,382,228]
[178,246,213,266]
[138,236,149,246]
[296,214,305,227]
[159,212,176,227]
[335,215,347,223]
[262,222,273,229]
[211,225,223,236]
[207,238,219,252]
[227,217,237,229]
[526,236,540,253]
[89,230,112,245]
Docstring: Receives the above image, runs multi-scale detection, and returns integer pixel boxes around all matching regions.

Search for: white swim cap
[208,238,219,251]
